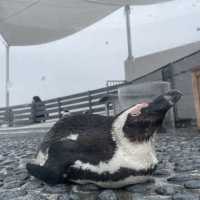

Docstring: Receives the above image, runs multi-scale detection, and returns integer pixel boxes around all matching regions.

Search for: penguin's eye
[130,113,137,116]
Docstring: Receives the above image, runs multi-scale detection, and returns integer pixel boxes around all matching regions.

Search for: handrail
[0,81,128,127]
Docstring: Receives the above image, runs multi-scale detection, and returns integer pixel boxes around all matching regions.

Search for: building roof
[132,41,200,80]
[0,0,171,46]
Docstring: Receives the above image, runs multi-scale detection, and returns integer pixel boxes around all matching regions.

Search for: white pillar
[6,45,10,108]
[125,5,132,58]
[124,5,134,81]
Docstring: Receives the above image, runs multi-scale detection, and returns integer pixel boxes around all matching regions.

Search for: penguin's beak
[142,90,182,114]
[163,90,183,106]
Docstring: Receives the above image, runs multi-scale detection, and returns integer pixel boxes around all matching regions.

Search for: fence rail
[0,81,128,127]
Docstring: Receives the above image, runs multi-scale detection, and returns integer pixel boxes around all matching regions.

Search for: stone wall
[118,82,174,129]
[127,51,200,125]
[172,53,200,121]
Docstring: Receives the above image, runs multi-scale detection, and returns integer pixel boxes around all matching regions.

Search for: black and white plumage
[26,90,182,188]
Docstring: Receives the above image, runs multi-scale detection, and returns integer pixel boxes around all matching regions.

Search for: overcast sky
[0,0,200,107]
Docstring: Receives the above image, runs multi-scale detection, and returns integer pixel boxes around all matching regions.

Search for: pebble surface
[1,128,200,200]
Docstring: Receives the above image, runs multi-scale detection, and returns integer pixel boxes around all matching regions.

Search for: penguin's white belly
[72,139,158,175]
[69,139,157,188]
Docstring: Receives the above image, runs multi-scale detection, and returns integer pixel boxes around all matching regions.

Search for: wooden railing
[0,82,128,127]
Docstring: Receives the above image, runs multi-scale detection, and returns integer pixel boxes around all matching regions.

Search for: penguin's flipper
[26,163,64,185]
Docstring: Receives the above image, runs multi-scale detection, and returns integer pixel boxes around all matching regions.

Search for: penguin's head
[121,90,182,142]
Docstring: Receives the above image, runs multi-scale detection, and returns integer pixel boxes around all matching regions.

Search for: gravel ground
[0,128,200,200]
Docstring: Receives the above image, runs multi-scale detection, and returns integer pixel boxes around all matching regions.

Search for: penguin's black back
[39,114,116,165]
[43,114,113,142]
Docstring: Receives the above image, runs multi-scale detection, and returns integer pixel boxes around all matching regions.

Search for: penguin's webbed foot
[26,163,63,185]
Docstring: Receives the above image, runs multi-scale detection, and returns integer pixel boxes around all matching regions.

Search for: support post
[6,45,10,109]
[106,102,110,117]
[124,5,135,81]
[125,5,132,58]
[57,98,62,118]
[162,64,177,125]
[5,45,12,126]
[88,91,92,114]
[0,36,12,126]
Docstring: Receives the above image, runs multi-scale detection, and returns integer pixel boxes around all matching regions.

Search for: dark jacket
[31,96,47,123]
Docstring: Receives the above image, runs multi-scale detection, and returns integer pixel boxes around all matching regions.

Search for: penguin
[26,90,182,188]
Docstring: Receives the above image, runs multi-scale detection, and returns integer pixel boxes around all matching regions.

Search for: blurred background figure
[31,96,47,123]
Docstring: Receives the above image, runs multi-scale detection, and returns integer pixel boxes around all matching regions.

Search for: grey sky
[0,0,200,107]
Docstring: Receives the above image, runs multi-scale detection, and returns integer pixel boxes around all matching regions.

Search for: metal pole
[125,5,133,58]
[124,5,135,81]
[6,45,10,108]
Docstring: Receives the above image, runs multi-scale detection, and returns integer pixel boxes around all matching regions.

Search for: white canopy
[0,0,171,46]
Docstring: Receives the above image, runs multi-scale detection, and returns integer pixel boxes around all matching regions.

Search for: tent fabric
[0,0,171,46]
[86,0,171,6]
